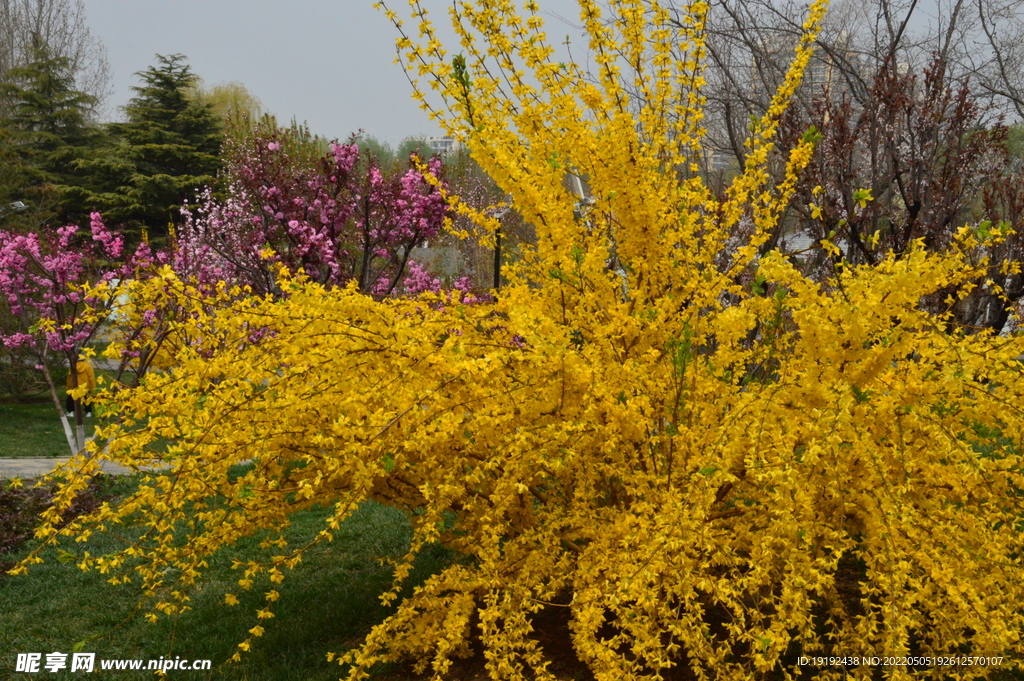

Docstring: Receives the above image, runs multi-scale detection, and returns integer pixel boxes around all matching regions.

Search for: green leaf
[698,466,718,476]
[570,245,584,265]
[451,54,471,89]
[751,274,766,296]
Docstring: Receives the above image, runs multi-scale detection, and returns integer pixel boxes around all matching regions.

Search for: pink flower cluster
[177,188,271,291]
[178,124,451,297]
[400,260,443,295]
[0,213,151,355]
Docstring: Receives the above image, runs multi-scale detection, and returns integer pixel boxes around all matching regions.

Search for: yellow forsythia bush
[16,1,1024,679]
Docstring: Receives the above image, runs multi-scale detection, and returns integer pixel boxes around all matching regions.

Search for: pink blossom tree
[0,213,155,453]
[177,123,451,297]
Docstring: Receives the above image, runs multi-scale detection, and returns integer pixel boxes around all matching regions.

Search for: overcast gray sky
[78,0,956,145]
[81,0,585,145]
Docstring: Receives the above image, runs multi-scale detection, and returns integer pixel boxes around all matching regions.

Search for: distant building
[753,30,866,102]
[409,243,463,277]
[704,148,735,173]
[563,171,592,201]
[426,136,459,154]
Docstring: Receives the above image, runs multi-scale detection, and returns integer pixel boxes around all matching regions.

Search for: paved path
[1,357,165,480]
[0,457,161,479]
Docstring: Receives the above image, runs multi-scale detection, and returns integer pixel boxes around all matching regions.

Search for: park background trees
[0,27,462,441]
[75,54,224,242]
[0,49,225,411]
[175,119,452,297]
[685,0,1024,332]
[0,40,99,226]
[0,0,111,120]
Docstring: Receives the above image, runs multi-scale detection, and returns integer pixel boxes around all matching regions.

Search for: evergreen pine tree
[84,54,222,238]
[0,38,97,225]
[0,125,36,231]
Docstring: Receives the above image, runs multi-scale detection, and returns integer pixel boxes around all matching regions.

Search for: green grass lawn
[1,480,456,680]
[0,402,98,458]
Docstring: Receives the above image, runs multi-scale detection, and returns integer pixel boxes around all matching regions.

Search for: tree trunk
[67,354,85,453]
[39,352,78,455]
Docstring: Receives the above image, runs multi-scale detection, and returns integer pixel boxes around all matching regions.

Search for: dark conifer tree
[83,54,222,238]
[0,38,97,225]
